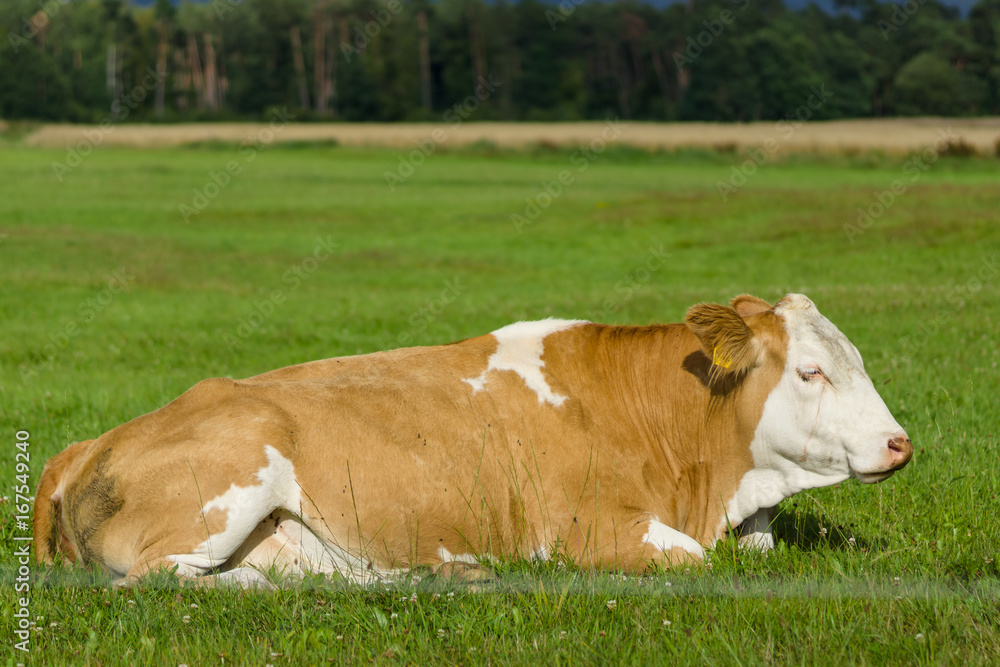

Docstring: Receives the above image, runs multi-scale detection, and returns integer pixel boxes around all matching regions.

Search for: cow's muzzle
[887,434,913,469]
[854,433,913,484]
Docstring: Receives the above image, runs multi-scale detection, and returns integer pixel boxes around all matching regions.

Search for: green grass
[1,142,999,665]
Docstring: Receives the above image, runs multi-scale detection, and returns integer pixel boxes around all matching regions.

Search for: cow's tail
[33,439,92,564]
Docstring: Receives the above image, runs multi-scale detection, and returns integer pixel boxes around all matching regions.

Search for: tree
[0,38,72,120]
[968,0,1000,113]
[891,51,986,115]
[415,0,433,112]
[153,0,176,117]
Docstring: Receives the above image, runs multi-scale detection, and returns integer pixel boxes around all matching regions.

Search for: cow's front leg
[737,506,775,551]
[595,517,706,573]
[640,518,706,566]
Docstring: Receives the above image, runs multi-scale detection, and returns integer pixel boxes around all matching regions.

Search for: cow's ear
[684,302,759,376]
[730,294,773,318]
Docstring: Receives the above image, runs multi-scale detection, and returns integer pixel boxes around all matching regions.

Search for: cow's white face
[752,294,912,492]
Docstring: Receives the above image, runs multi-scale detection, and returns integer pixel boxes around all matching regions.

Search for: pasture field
[1,137,999,665]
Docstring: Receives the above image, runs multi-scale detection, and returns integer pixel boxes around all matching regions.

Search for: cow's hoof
[420,561,496,590]
[435,561,496,583]
[211,567,279,591]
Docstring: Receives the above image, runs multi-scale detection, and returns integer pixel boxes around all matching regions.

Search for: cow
[33,293,912,588]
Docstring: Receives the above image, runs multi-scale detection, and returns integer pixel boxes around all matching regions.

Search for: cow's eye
[798,368,824,382]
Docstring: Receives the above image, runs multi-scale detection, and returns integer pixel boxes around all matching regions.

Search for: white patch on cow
[168,445,301,573]
[463,319,585,406]
[642,520,705,559]
[437,546,481,564]
[719,294,907,537]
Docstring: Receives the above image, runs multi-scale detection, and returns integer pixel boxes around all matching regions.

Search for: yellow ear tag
[713,346,732,369]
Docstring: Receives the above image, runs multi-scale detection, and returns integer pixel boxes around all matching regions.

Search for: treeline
[1,0,998,123]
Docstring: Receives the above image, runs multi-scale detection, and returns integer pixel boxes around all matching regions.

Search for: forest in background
[1,0,999,123]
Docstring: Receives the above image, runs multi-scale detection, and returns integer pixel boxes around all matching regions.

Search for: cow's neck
[577,323,787,541]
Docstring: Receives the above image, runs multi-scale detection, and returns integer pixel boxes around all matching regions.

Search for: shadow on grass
[772,508,890,554]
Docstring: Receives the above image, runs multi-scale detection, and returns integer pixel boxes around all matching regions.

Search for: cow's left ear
[684,302,760,376]
[730,294,773,318]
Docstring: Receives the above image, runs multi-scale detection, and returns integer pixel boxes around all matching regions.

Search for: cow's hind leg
[120,473,297,588]
[120,506,282,589]
[222,509,381,584]
[115,561,276,590]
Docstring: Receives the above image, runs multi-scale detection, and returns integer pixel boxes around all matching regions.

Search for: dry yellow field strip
[16,118,1000,154]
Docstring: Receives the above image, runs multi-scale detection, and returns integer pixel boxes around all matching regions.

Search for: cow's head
[686,293,912,494]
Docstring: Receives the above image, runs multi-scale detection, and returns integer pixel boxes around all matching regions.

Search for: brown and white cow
[34,294,912,587]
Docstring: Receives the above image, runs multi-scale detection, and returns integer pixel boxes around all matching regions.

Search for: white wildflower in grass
[662,619,672,626]
[390,613,398,619]
[915,633,925,643]
[437,629,447,639]
[893,577,901,586]
[606,599,617,611]
[50,622,58,628]
[560,631,567,640]
[190,604,198,609]
[447,592,455,598]
[336,636,343,641]
[665,581,672,587]
[182,615,191,623]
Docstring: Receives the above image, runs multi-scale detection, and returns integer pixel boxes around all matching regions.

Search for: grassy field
[1,136,999,665]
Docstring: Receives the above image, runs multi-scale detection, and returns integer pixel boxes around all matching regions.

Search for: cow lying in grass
[34,293,911,587]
